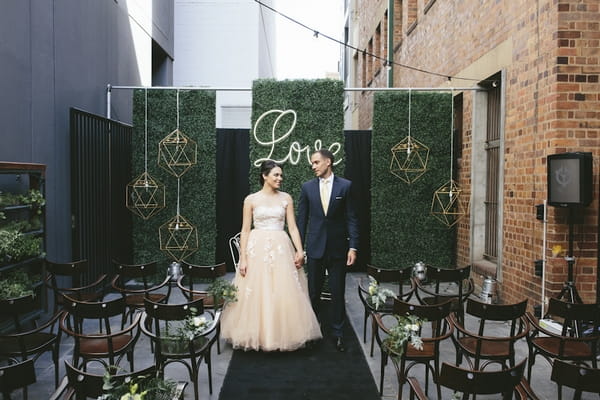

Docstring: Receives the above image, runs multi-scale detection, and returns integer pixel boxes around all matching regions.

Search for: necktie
[320,179,329,214]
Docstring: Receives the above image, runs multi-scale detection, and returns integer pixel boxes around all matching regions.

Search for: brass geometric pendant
[126,172,166,220]
[430,180,467,227]
[390,136,430,184]
[158,129,198,178]
[159,213,199,262]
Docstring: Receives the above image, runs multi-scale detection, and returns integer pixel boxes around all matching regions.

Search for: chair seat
[160,336,210,357]
[58,292,101,304]
[125,293,168,307]
[0,332,57,355]
[79,334,134,356]
[190,292,223,308]
[458,337,511,359]
[404,341,435,359]
[531,336,594,358]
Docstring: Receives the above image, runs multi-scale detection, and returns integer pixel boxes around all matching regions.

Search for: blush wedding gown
[221,192,322,351]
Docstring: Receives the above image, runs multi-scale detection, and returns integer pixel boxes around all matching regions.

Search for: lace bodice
[252,197,287,231]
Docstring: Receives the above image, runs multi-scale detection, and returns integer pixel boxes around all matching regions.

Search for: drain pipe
[387,0,394,87]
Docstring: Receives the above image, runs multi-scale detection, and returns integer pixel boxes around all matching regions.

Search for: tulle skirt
[220,229,322,351]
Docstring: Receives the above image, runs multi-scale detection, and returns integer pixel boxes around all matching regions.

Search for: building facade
[173,0,277,129]
[344,0,599,305]
[0,0,174,261]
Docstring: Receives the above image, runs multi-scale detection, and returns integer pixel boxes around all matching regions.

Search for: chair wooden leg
[363,307,368,343]
[380,351,387,396]
[206,351,213,394]
[370,316,377,357]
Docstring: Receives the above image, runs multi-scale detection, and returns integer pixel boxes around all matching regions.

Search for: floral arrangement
[207,278,238,308]
[161,307,210,342]
[367,276,396,310]
[101,367,178,400]
[383,314,424,357]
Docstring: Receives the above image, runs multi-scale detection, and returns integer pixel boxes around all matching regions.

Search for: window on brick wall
[484,80,501,261]
[471,72,505,278]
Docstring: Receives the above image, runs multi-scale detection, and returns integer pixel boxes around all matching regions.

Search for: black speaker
[547,152,593,207]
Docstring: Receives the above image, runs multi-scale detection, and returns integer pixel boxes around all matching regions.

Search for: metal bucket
[413,261,426,281]
[479,277,497,303]
[167,261,182,281]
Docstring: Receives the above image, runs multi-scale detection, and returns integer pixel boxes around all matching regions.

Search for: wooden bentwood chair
[375,298,453,399]
[140,298,220,400]
[177,261,228,354]
[358,265,415,358]
[451,298,529,370]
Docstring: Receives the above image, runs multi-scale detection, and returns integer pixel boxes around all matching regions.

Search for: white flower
[193,316,207,327]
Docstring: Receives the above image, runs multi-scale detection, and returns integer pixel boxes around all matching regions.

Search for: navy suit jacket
[297,176,359,259]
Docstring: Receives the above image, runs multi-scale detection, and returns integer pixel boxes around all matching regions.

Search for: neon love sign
[252,109,342,167]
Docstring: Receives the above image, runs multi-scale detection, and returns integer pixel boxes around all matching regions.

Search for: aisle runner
[218,315,380,400]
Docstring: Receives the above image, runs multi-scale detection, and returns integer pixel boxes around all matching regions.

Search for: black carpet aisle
[218,314,381,400]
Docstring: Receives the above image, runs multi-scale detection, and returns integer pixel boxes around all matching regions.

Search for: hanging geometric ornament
[126,89,166,219]
[390,89,429,184]
[159,178,199,261]
[430,180,467,227]
[126,172,165,220]
[158,90,198,178]
[159,213,198,261]
[431,89,468,227]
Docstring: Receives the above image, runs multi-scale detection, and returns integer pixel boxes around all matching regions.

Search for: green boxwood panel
[250,79,345,201]
[131,89,216,266]
[371,91,456,269]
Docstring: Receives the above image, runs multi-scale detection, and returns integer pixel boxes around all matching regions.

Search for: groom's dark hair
[314,149,335,169]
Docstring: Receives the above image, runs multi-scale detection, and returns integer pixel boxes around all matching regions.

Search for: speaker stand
[557,207,582,304]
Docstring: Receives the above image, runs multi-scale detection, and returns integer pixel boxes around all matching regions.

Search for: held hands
[294,251,304,269]
[346,249,357,267]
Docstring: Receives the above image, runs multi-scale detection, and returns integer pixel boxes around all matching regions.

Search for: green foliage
[250,79,345,203]
[207,278,238,307]
[102,366,178,400]
[0,269,35,300]
[0,229,43,265]
[371,91,456,268]
[0,189,45,209]
[131,90,217,266]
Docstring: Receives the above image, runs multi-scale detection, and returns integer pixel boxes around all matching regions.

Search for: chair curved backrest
[177,261,227,303]
[111,260,171,310]
[452,298,529,370]
[551,359,600,398]
[141,297,220,400]
[414,265,474,324]
[228,232,241,271]
[59,295,141,370]
[407,359,527,399]
[53,361,157,400]
[0,294,62,387]
[45,259,107,313]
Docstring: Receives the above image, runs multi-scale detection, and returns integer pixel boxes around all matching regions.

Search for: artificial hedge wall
[131,89,216,266]
[250,79,345,202]
[371,91,456,268]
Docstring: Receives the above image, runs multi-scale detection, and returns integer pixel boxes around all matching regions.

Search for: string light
[254,0,494,83]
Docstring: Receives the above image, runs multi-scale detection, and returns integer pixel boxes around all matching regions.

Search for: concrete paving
[12,272,597,399]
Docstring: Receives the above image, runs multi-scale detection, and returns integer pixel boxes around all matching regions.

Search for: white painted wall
[173,0,277,128]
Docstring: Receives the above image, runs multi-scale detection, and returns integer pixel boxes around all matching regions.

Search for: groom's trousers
[306,255,347,338]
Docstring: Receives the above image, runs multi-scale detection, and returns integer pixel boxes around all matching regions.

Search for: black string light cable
[254,0,492,83]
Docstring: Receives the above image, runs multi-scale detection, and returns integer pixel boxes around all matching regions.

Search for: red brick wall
[351,0,600,305]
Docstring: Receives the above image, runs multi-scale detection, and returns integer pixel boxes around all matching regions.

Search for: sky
[271,1,344,80]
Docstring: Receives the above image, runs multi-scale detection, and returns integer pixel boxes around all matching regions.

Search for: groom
[297,149,359,352]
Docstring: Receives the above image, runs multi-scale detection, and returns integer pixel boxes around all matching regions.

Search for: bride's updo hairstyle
[259,160,282,186]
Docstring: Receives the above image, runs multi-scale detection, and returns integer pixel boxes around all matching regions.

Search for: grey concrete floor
[11,272,597,399]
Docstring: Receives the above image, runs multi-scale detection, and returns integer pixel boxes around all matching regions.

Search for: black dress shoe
[335,337,346,352]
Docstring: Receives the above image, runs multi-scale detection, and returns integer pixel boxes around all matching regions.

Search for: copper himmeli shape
[126,172,165,220]
[431,180,467,227]
[158,129,198,178]
[390,136,429,184]
[159,213,199,262]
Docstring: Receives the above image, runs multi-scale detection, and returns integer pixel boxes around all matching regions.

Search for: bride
[220,160,322,351]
